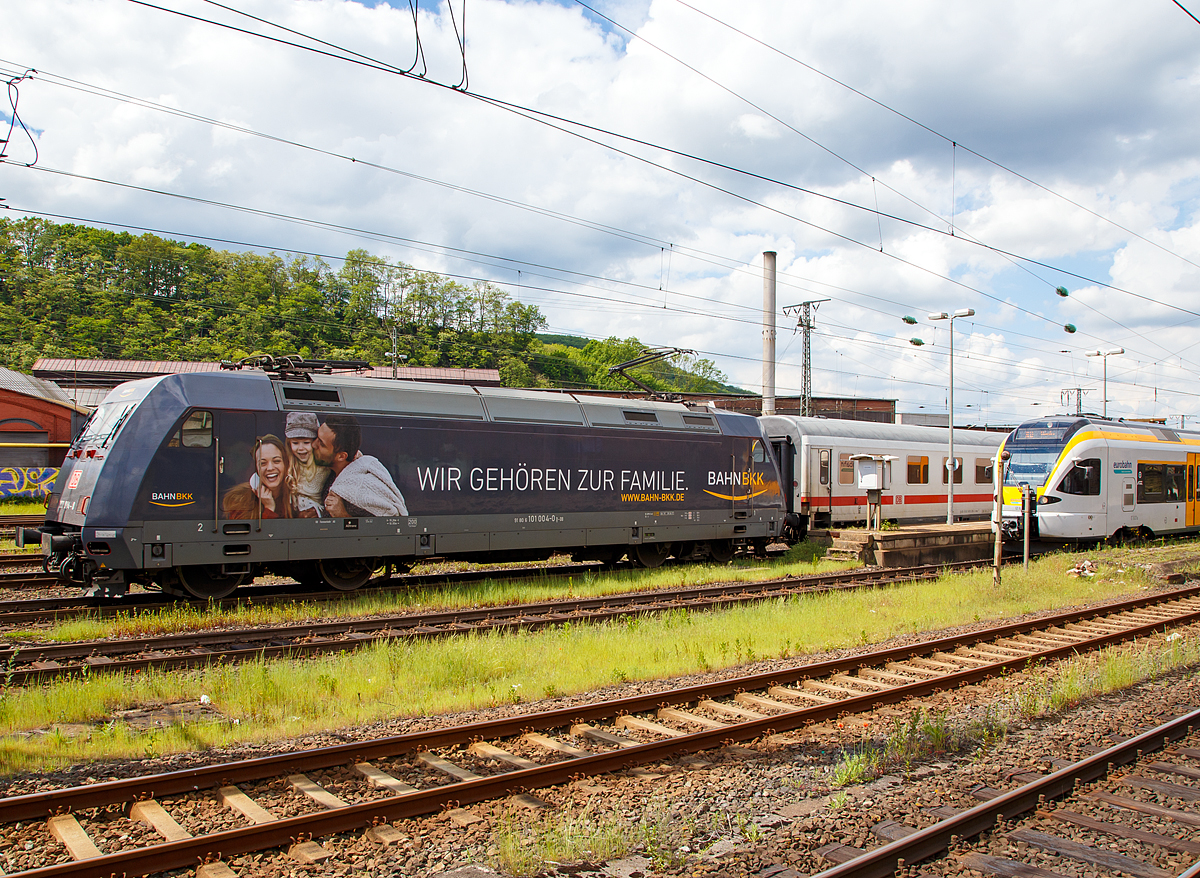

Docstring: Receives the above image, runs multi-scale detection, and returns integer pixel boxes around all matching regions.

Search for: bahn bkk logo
[151,491,196,508]
[704,470,772,501]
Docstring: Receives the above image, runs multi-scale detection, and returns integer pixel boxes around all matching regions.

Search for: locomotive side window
[838,453,854,485]
[177,410,214,448]
[941,457,963,485]
[752,443,767,463]
[907,455,928,485]
[975,458,993,483]
[1058,458,1101,496]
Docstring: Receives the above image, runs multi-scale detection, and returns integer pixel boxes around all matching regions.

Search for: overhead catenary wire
[6,205,1175,418]
[670,0,1200,279]
[107,3,1200,341]
[7,7,1190,412]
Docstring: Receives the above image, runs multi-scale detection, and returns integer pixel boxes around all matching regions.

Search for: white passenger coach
[759,416,1006,535]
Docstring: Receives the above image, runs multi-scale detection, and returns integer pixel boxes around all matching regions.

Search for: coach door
[771,438,796,513]
[812,447,833,521]
[1189,453,1200,527]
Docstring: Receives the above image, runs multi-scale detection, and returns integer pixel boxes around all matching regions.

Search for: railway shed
[0,367,88,469]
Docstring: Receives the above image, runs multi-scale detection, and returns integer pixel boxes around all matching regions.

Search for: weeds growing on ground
[1011,634,1200,719]
[0,547,1190,770]
[492,808,628,877]
[828,705,1009,788]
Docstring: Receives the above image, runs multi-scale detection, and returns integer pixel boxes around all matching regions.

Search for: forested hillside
[0,217,735,392]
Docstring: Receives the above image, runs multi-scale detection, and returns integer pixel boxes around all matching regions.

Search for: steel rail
[6,598,1200,878]
[811,706,1200,878]
[0,562,974,683]
[0,584,1197,856]
[0,565,943,661]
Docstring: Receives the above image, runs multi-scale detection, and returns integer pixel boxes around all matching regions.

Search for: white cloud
[3,0,1200,423]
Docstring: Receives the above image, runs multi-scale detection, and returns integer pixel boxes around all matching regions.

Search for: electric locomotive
[23,358,788,599]
[999,415,1200,542]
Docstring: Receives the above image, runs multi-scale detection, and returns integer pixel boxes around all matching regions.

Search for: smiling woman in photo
[222,434,296,519]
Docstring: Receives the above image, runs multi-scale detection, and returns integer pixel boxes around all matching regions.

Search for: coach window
[907,455,929,485]
[1168,465,1187,502]
[838,453,854,485]
[1137,463,1164,503]
[1058,458,1101,496]
[819,449,831,485]
[975,458,993,484]
[175,410,213,448]
[941,456,963,485]
[1190,465,1195,502]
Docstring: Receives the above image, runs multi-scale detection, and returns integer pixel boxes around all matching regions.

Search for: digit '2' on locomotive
[23,358,789,599]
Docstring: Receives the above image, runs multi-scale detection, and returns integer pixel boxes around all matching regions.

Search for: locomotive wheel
[706,539,736,564]
[317,557,377,591]
[631,542,672,569]
[177,565,249,600]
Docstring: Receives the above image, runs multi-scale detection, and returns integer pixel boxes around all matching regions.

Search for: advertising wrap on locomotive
[28,366,787,598]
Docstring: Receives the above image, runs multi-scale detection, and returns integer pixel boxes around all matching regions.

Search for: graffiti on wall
[0,467,57,500]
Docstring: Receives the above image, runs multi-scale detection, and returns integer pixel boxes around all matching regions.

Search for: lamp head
[928,311,949,321]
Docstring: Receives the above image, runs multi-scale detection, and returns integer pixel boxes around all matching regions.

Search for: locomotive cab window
[941,456,963,485]
[175,410,214,448]
[1057,458,1100,496]
[752,443,767,464]
[907,455,929,485]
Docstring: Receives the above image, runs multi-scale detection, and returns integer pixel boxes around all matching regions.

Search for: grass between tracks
[4,543,843,643]
[0,542,1194,772]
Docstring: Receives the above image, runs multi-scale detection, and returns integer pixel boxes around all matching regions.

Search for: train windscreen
[1004,420,1080,489]
[1004,446,1062,489]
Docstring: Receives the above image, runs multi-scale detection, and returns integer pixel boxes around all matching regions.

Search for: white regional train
[759,416,1006,535]
[999,416,1200,542]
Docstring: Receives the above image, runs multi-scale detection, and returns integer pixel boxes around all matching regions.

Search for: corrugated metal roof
[32,359,501,387]
[0,367,89,412]
[34,359,223,375]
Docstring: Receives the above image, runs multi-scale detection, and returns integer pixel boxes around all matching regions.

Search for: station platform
[809,521,996,567]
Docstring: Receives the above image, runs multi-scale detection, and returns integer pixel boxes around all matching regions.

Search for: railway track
[0,515,45,536]
[0,561,969,683]
[808,706,1200,877]
[0,553,47,571]
[2,585,1200,878]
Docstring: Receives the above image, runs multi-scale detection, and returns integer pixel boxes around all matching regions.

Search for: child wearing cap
[285,412,331,517]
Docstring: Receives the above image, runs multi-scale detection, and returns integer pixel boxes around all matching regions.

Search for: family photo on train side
[222,411,408,520]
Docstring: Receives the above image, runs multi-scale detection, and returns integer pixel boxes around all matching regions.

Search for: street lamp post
[1084,348,1124,419]
[929,308,975,525]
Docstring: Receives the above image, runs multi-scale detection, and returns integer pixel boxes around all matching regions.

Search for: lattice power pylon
[783,299,830,417]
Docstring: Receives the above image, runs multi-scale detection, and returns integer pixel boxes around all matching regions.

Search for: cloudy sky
[3,0,1200,426]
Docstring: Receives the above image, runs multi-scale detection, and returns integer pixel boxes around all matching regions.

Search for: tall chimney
[762,251,777,416]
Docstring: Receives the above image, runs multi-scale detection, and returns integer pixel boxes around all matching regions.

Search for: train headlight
[1037,495,1062,506]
